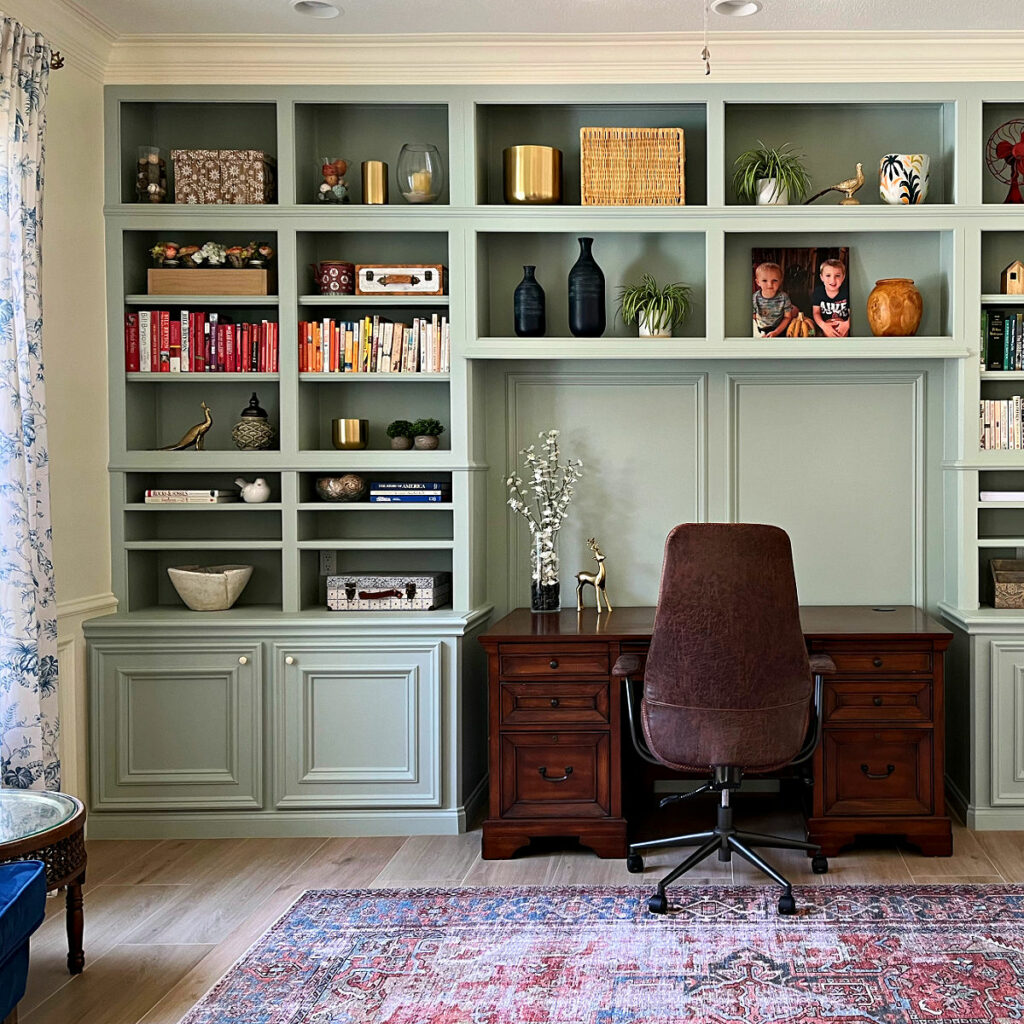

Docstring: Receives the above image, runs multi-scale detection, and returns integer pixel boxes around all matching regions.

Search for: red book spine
[226,324,236,373]
[124,312,140,372]
[169,319,181,372]
[217,324,227,372]
[159,310,170,372]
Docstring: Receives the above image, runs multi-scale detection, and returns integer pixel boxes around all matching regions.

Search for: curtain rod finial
[49,51,65,70]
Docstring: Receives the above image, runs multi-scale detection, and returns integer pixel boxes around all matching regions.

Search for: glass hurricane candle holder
[396,143,444,204]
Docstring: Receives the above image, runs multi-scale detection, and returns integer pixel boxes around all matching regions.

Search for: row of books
[125,311,280,373]
[980,398,1024,449]
[298,316,450,374]
[982,309,1024,372]
[144,489,237,504]
[369,481,451,504]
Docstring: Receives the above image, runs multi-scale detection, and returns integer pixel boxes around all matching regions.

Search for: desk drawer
[815,645,932,675]
[499,682,610,725]
[822,728,932,816]
[823,681,932,724]
[500,645,609,678]
[500,732,610,818]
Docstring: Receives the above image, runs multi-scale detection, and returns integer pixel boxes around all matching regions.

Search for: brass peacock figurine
[804,162,864,205]
[158,401,213,451]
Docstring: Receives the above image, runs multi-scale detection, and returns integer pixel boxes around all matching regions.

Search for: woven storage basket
[580,127,685,206]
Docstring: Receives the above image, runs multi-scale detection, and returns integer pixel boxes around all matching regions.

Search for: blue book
[369,481,448,490]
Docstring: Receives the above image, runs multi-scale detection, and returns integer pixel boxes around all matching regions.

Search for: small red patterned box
[171,149,276,205]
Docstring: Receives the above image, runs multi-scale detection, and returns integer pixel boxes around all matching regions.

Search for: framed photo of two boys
[751,246,850,338]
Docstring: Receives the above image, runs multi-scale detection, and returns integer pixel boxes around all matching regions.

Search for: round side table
[0,790,86,974]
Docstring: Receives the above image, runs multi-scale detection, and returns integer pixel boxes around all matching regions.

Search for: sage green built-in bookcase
[85,83,1024,838]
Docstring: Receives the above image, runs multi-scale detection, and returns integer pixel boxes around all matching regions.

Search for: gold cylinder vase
[361,161,388,205]
[503,145,562,204]
[331,418,369,450]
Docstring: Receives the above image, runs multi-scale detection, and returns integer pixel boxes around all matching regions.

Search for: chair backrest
[641,523,813,772]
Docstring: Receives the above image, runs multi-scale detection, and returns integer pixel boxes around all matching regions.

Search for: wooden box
[171,149,276,204]
[355,264,446,296]
[147,269,269,296]
[992,559,1024,608]
[580,127,685,206]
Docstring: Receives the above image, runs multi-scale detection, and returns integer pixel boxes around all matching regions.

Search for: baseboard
[85,807,471,840]
[964,806,1024,830]
[459,774,489,830]
[944,777,969,826]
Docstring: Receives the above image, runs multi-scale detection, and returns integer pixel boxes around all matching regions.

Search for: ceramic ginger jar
[866,278,923,337]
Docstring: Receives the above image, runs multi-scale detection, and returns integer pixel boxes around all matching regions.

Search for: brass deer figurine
[576,537,611,612]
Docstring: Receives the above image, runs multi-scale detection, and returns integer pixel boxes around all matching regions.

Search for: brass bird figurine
[804,162,864,205]
[159,401,212,451]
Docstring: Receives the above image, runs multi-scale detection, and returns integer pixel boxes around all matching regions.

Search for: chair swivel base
[627,788,828,916]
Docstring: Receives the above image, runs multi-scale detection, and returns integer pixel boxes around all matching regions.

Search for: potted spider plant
[617,274,693,337]
[732,140,811,206]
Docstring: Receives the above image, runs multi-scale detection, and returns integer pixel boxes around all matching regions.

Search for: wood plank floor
[18,808,1022,1024]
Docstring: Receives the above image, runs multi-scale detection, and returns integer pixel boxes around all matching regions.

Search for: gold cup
[503,145,562,204]
[361,161,388,205]
[331,418,369,450]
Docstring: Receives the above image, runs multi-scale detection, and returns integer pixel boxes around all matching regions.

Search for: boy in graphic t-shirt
[812,258,851,338]
[752,262,795,338]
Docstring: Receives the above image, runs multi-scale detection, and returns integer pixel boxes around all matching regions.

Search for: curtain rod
[50,51,64,70]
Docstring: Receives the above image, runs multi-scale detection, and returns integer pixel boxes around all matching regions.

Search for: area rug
[178,884,1024,1023]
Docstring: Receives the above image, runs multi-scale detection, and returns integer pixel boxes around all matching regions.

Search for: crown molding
[102,30,1024,84]
[5,0,114,82]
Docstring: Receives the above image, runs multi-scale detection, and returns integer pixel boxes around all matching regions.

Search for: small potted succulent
[225,243,254,269]
[150,241,181,267]
[386,419,416,450]
[248,241,274,269]
[193,241,227,267]
[411,418,445,451]
[617,274,693,337]
[732,140,811,205]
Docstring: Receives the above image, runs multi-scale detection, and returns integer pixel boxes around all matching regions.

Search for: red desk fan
[987,119,1024,203]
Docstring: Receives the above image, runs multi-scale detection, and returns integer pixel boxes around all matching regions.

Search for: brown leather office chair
[612,523,835,916]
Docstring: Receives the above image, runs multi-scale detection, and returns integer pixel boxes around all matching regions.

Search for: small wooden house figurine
[1002,259,1024,295]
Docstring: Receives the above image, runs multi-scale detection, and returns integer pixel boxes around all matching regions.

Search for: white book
[139,309,151,372]
[981,491,1024,501]
[180,310,190,372]
[144,495,238,504]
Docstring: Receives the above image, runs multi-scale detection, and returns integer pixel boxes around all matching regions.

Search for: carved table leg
[65,876,85,974]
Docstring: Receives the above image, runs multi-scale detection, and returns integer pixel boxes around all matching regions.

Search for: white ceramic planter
[879,153,930,205]
[167,564,253,611]
[755,177,789,205]
[638,311,672,337]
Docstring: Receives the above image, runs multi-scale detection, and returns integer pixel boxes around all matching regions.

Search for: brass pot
[503,145,562,204]
[331,418,369,450]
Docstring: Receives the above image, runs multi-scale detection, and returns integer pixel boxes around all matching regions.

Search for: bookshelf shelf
[126,372,280,382]
[125,294,280,306]
[296,502,453,511]
[295,539,455,551]
[124,539,284,550]
[299,295,450,307]
[124,503,284,511]
[297,372,450,382]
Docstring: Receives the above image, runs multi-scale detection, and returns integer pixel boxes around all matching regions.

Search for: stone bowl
[167,564,253,611]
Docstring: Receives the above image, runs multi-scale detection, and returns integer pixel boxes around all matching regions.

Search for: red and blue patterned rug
[179,884,1024,1023]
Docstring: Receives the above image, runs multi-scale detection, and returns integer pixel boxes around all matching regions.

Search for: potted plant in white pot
[617,274,693,337]
[732,140,811,206]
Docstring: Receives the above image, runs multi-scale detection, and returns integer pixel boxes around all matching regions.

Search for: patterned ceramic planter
[879,154,930,205]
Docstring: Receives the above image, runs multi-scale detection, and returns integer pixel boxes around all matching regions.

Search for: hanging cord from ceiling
[701,0,711,75]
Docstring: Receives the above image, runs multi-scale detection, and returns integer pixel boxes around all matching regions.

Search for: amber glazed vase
[866,278,923,336]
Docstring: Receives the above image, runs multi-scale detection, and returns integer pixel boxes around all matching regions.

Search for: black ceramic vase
[513,265,546,337]
[568,236,605,337]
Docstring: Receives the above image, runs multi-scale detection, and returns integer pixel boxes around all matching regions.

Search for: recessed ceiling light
[290,0,341,18]
[710,0,762,15]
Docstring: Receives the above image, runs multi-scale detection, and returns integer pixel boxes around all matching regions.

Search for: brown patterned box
[992,559,1024,608]
[171,149,276,205]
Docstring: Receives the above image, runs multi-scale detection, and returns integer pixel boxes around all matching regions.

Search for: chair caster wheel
[648,892,669,914]
[777,892,796,915]
[626,853,644,874]
[811,854,829,874]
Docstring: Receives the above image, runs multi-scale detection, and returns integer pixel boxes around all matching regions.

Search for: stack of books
[368,481,452,503]
[144,488,238,504]
[983,308,1024,371]
[297,315,450,373]
[125,311,279,373]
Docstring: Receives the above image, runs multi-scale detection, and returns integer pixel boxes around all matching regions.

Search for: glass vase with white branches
[506,429,584,612]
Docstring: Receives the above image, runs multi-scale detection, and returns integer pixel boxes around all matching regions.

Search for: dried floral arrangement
[506,429,584,611]
[150,240,275,269]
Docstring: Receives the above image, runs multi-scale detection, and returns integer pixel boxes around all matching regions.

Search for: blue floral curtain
[0,17,57,791]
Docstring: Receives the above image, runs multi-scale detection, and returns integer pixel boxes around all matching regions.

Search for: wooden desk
[480,606,952,860]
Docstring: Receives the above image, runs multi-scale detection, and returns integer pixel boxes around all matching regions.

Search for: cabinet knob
[238,656,248,666]
[549,659,559,670]
[285,656,295,665]
[873,658,883,667]
[873,696,883,706]
[550,698,560,707]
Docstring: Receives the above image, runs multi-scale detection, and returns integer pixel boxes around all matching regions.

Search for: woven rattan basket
[580,127,686,206]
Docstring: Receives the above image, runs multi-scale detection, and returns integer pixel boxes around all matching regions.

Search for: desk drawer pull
[860,763,896,780]
[550,698,560,707]
[873,696,883,706]
[538,765,573,783]
[873,658,884,667]
[549,659,559,670]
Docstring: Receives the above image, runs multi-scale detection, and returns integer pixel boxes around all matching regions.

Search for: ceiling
[74,0,1009,37]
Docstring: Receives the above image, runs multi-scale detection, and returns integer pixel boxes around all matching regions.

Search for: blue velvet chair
[0,861,46,1024]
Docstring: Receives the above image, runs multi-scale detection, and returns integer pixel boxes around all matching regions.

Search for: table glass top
[0,789,78,844]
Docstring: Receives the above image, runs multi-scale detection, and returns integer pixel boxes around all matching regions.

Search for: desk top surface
[482,605,951,643]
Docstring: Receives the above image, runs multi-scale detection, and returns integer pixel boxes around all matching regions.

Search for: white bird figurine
[235,477,271,503]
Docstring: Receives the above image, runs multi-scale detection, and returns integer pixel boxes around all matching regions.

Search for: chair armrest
[809,653,837,675]
[612,654,641,677]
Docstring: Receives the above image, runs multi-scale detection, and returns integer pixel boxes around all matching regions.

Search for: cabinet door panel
[990,640,1024,805]
[90,641,262,811]
[273,641,442,809]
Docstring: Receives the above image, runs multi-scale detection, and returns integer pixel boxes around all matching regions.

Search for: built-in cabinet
[85,82,1024,837]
